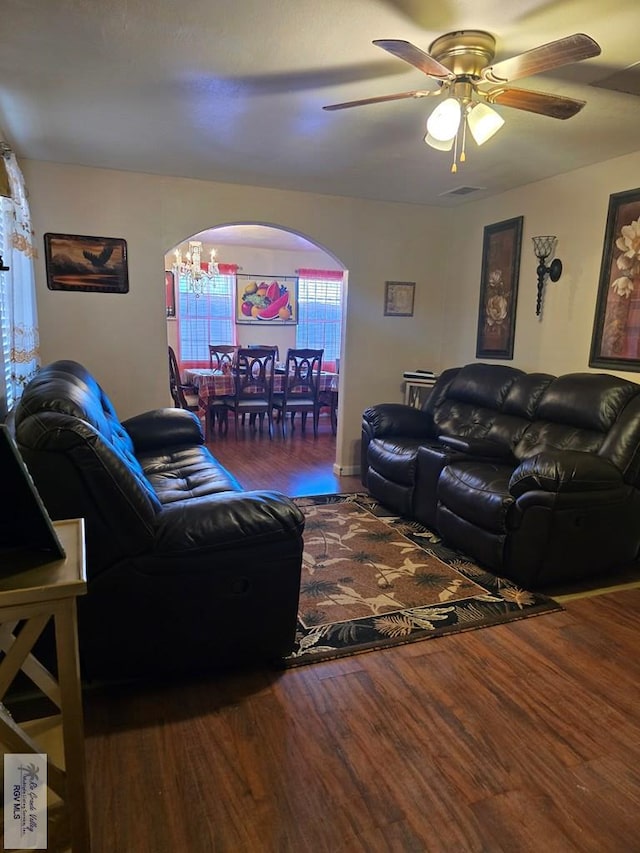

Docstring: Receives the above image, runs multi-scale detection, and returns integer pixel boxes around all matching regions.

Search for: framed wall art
[476,216,523,360]
[236,274,298,324]
[44,233,129,294]
[589,187,640,371]
[384,281,415,316]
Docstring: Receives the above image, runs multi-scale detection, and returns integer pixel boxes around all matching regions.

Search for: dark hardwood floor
[81,424,640,852]
[203,412,361,496]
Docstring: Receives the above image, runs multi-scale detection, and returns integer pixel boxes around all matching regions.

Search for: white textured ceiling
[1,0,639,208]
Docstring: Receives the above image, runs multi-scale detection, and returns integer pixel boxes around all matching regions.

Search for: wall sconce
[532,236,563,316]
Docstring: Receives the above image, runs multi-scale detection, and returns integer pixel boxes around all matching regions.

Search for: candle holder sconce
[532,236,562,316]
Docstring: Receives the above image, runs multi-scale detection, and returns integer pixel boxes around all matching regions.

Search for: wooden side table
[0,519,89,852]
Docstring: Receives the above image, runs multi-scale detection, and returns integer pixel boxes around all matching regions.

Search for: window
[296,270,343,371]
[177,272,235,367]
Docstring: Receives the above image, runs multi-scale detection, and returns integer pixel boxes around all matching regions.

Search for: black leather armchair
[362,363,640,588]
[10,360,305,679]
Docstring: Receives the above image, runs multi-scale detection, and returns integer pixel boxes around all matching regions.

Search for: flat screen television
[0,424,66,567]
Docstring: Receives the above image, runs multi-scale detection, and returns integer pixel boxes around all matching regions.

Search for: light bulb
[426,98,462,142]
[467,102,505,146]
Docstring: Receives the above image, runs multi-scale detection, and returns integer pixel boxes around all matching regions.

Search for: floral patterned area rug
[284,493,563,667]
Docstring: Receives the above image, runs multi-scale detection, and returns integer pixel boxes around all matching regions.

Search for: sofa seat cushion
[137,445,242,505]
[367,437,425,486]
[438,461,515,534]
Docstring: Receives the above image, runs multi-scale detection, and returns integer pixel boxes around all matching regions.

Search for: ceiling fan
[323,31,601,171]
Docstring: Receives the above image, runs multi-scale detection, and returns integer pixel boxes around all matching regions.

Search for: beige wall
[23,150,640,476]
[439,149,640,381]
[23,159,448,473]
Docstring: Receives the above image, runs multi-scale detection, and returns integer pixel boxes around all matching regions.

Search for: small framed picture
[384,281,415,317]
[44,233,129,294]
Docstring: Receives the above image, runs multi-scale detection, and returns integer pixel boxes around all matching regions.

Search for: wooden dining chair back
[273,348,324,437]
[224,347,276,438]
[248,343,280,361]
[168,346,199,412]
[208,344,238,372]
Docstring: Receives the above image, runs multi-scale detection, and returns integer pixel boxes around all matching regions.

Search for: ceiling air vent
[439,185,485,197]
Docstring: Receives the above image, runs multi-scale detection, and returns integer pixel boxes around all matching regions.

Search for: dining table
[184,367,339,438]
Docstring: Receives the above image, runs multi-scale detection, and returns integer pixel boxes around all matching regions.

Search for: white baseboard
[333,463,360,477]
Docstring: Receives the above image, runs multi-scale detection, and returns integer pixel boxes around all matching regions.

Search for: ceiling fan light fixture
[424,132,455,151]
[426,97,462,141]
[467,102,505,145]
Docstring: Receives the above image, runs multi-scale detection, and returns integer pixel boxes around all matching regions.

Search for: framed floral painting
[589,188,640,371]
[476,216,523,360]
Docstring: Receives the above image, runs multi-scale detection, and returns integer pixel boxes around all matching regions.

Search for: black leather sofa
[10,360,305,679]
[361,363,640,589]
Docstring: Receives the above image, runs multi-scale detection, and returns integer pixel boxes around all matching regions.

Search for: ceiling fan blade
[373,39,452,80]
[485,87,586,119]
[482,33,601,84]
[323,90,433,110]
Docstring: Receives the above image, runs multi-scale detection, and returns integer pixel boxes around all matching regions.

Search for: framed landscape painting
[590,187,640,371]
[236,274,298,324]
[44,233,129,293]
[476,216,523,360]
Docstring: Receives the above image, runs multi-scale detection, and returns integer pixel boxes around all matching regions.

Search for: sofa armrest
[152,490,305,555]
[123,407,203,452]
[362,403,433,439]
[509,451,623,497]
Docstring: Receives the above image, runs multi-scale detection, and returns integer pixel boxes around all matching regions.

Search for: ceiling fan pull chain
[460,117,467,163]
[451,132,458,173]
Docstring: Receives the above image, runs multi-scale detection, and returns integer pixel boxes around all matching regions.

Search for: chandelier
[174,240,220,297]
[424,82,504,173]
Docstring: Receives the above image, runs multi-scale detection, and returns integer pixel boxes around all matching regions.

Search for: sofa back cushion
[514,373,640,476]
[427,363,537,455]
[13,361,160,576]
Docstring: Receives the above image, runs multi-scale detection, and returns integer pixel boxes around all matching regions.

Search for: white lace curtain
[1,145,40,415]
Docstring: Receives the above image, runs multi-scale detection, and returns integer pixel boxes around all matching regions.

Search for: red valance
[296,268,344,281]
[198,262,239,275]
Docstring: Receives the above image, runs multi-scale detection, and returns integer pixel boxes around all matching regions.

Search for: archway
[164,222,347,468]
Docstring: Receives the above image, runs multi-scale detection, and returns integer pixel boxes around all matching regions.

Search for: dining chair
[248,343,280,361]
[272,348,324,438]
[205,345,238,436]
[224,347,277,439]
[168,346,200,412]
[208,344,238,372]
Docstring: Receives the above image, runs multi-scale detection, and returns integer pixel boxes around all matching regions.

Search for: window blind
[178,272,235,366]
[296,275,343,368]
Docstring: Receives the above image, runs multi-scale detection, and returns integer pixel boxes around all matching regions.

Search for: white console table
[404,377,436,409]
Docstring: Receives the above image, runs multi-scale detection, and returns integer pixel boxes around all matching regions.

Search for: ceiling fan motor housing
[428,31,497,79]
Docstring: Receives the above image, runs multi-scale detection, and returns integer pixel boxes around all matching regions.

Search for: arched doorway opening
[164,223,347,490]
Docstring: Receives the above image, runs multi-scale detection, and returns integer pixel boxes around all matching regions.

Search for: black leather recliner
[10,360,305,679]
[362,363,640,589]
